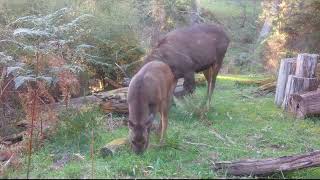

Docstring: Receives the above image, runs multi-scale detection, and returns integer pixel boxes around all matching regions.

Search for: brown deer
[127,61,177,154]
[144,23,230,108]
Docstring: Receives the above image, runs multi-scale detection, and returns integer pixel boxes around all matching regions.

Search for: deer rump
[144,23,230,98]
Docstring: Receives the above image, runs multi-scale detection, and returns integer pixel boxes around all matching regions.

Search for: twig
[225,135,236,145]
[210,130,227,142]
[184,141,215,148]
[0,153,14,172]
[184,141,246,152]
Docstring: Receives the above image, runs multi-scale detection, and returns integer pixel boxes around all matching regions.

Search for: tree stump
[288,90,320,118]
[274,58,296,106]
[100,138,128,157]
[295,53,319,78]
[281,75,318,110]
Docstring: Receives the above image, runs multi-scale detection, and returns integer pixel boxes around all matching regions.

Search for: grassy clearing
[4,74,320,179]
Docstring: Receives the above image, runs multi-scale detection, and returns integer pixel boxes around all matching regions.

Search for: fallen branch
[213,150,320,176]
[184,141,215,148]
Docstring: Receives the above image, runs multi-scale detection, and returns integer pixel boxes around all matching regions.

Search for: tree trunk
[213,150,320,176]
[282,75,318,110]
[274,58,296,106]
[258,0,280,40]
[295,53,319,78]
[288,90,320,118]
[151,0,166,47]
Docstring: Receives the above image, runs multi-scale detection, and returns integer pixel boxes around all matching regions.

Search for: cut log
[274,58,296,106]
[100,137,129,157]
[281,75,318,110]
[295,53,319,78]
[213,150,320,176]
[288,90,320,118]
[0,132,25,145]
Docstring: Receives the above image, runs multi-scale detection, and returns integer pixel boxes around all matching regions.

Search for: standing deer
[127,61,177,154]
[144,23,230,108]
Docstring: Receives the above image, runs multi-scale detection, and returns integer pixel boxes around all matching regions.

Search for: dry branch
[213,150,320,176]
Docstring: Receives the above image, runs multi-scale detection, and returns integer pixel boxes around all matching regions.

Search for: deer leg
[157,114,162,136]
[203,67,213,106]
[183,72,196,96]
[207,64,221,109]
[159,103,168,145]
[202,67,213,108]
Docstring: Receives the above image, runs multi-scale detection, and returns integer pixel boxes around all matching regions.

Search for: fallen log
[281,75,318,110]
[100,101,128,113]
[288,90,320,118]
[274,58,296,106]
[236,78,275,86]
[104,77,123,89]
[213,150,320,176]
[255,81,276,96]
[0,132,25,145]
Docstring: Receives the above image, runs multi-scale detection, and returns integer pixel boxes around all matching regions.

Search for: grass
[4,74,320,179]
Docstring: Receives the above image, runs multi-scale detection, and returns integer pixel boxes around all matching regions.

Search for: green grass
[4,74,320,179]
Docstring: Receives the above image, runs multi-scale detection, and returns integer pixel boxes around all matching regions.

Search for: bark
[100,138,128,157]
[213,150,320,176]
[258,0,280,39]
[288,90,320,118]
[151,0,166,47]
[274,58,296,106]
[282,75,318,110]
[295,53,319,78]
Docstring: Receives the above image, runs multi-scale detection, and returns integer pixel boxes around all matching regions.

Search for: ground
[4,74,320,179]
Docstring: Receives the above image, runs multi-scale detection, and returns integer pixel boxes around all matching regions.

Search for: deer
[127,61,177,154]
[144,23,230,108]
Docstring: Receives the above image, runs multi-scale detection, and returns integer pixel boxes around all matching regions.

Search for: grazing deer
[144,23,230,108]
[127,61,177,154]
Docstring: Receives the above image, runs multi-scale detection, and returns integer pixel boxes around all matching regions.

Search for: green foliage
[51,107,104,153]
[200,0,263,74]
[261,0,320,72]
[0,0,145,90]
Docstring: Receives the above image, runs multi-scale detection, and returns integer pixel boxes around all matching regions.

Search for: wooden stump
[274,58,296,106]
[281,75,318,110]
[288,90,320,118]
[100,138,128,157]
[213,150,320,176]
[295,53,319,78]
